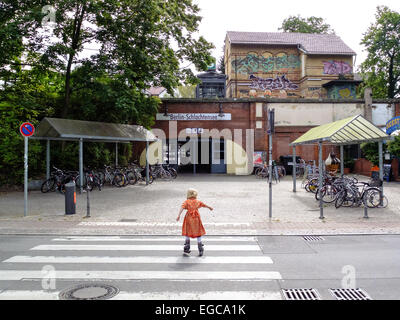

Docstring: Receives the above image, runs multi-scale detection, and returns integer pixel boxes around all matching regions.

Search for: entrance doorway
[164,138,226,174]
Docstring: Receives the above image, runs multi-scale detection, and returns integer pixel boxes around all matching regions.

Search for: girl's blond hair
[187,188,198,199]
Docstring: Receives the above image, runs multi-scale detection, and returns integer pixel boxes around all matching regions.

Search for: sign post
[20,122,35,217]
[267,109,275,219]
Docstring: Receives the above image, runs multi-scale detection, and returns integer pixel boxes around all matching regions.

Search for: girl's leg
[184,236,191,254]
[197,236,204,256]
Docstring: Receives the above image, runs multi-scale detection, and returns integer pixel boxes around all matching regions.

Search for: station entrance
[163,138,226,174]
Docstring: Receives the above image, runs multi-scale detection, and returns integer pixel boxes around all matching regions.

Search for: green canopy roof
[32,118,158,143]
[290,114,390,146]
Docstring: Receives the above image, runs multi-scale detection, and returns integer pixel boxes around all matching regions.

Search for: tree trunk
[61,3,87,118]
[388,55,395,99]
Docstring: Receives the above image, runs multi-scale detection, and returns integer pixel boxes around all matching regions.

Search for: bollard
[363,196,369,219]
[65,182,76,215]
[86,184,91,218]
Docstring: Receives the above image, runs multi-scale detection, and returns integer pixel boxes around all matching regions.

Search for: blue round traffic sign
[20,122,35,137]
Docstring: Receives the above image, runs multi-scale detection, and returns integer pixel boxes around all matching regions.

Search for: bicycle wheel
[320,185,339,203]
[97,171,105,185]
[335,190,346,209]
[364,188,383,208]
[307,178,319,194]
[126,171,137,185]
[379,195,388,208]
[113,173,125,187]
[168,168,178,179]
[161,170,172,181]
[41,178,56,193]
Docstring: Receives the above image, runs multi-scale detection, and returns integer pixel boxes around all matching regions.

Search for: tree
[6,0,214,120]
[388,134,400,158]
[279,15,334,34]
[217,55,225,74]
[361,142,387,166]
[359,6,400,99]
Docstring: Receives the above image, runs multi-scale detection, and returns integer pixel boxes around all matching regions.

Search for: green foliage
[0,0,213,185]
[343,157,355,171]
[360,142,387,166]
[279,15,335,34]
[359,6,400,98]
[217,55,225,74]
[388,135,400,158]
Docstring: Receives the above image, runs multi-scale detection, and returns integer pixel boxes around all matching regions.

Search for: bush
[360,142,387,166]
[388,135,400,158]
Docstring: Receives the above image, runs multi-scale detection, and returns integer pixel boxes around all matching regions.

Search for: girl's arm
[204,204,213,211]
[176,207,184,221]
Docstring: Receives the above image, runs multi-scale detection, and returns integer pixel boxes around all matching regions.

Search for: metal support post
[318,142,324,220]
[293,146,296,192]
[193,139,197,175]
[146,141,149,185]
[269,134,273,218]
[46,140,50,180]
[86,184,91,218]
[379,141,384,205]
[115,142,118,167]
[363,198,369,219]
[24,137,28,217]
[79,138,83,194]
[340,145,344,176]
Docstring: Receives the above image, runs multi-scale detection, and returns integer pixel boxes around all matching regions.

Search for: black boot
[183,239,191,254]
[198,242,204,256]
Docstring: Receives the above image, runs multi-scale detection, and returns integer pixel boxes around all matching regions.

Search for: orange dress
[181,199,207,238]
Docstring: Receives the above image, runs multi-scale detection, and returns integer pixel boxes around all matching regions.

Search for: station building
[137,32,400,178]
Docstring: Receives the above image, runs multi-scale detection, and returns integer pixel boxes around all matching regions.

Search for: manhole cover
[59,283,119,300]
[120,219,138,222]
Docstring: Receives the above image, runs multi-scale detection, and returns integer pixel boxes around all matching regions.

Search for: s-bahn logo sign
[156,113,231,121]
[386,117,400,135]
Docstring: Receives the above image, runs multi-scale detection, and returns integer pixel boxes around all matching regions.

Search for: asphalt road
[0,234,399,300]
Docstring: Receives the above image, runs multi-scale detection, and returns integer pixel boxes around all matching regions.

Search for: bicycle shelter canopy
[289,114,391,219]
[33,117,158,143]
[23,118,157,216]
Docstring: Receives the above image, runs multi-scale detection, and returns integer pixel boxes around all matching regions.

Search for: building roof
[290,114,389,146]
[32,118,158,143]
[322,79,363,88]
[197,71,226,81]
[145,86,167,96]
[226,31,356,56]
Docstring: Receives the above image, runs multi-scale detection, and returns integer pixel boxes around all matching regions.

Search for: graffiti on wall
[249,74,299,91]
[232,54,301,74]
[323,61,353,75]
[305,87,323,99]
[327,84,357,99]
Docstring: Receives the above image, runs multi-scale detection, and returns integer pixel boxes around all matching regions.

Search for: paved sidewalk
[0,174,399,235]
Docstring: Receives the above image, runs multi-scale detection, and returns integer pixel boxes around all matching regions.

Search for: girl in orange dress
[176,188,213,256]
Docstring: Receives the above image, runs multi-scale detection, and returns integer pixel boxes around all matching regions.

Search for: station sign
[157,113,231,121]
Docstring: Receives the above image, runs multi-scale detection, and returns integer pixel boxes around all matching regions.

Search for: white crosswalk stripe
[0,290,282,300]
[0,236,283,300]
[51,236,257,242]
[30,244,260,251]
[4,256,273,264]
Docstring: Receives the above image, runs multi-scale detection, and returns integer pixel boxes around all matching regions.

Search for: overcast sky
[195,0,399,70]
